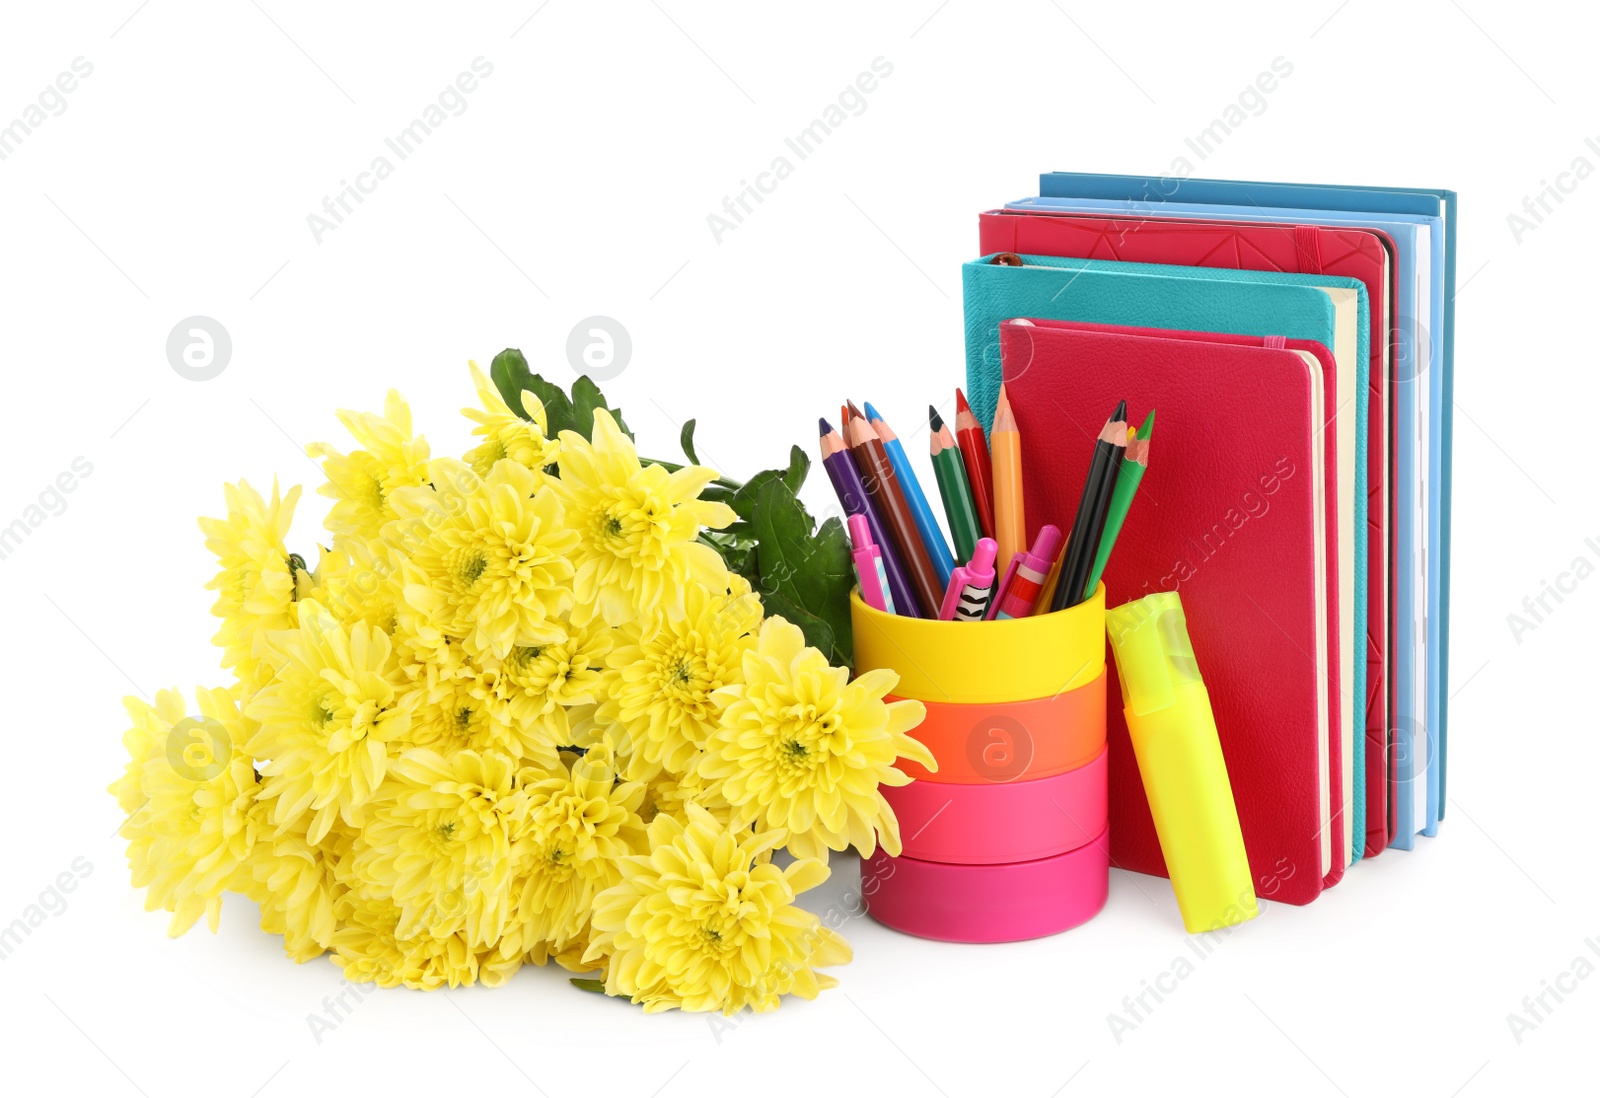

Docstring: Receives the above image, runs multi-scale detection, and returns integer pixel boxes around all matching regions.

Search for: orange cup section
[891,667,1107,784]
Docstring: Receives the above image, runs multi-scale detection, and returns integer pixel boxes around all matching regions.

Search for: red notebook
[981,209,1395,858]
[999,318,1344,905]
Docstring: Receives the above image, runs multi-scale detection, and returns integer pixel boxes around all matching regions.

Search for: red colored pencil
[847,415,944,618]
[954,389,996,539]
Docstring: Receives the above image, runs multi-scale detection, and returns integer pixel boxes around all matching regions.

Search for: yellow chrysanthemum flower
[241,804,344,962]
[310,536,401,642]
[585,804,851,1014]
[112,686,261,936]
[330,892,518,989]
[356,748,530,948]
[309,390,432,543]
[388,458,578,660]
[527,932,601,976]
[476,612,614,750]
[515,741,646,949]
[248,599,415,843]
[699,617,934,861]
[600,574,760,781]
[462,361,560,477]
[550,409,735,626]
[108,688,190,819]
[639,762,734,830]
[399,643,555,771]
[198,479,305,691]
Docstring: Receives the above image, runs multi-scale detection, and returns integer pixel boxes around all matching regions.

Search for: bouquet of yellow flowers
[109,351,933,1013]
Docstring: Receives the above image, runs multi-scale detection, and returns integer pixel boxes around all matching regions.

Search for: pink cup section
[862,827,1111,943]
[882,746,1108,865]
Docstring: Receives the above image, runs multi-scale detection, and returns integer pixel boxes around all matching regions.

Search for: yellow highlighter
[1105,592,1259,933]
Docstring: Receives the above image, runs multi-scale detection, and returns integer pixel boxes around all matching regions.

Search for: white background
[1,2,1594,1095]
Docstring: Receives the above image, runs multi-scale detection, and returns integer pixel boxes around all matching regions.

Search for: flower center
[453,549,488,589]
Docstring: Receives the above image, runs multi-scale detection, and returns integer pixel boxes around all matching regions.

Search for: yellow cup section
[850,583,1105,704]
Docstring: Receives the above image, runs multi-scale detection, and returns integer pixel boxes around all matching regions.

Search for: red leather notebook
[981,209,1395,858]
[999,318,1344,905]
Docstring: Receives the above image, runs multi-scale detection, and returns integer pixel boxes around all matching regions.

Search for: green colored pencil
[929,407,982,565]
[1084,409,1154,597]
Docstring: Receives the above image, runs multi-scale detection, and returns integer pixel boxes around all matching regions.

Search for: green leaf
[757,590,836,659]
[728,468,787,522]
[569,375,633,441]
[782,444,810,494]
[746,477,854,667]
[489,348,571,426]
[487,349,633,442]
[569,978,607,994]
[680,418,700,465]
[489,348,533,416]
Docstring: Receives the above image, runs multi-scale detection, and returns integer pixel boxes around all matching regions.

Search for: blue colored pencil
[864,402,955,587]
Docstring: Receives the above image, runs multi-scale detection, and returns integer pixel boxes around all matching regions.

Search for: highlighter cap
[1104,592,1203,716]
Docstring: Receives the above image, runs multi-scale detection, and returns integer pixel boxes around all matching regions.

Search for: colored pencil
[1036,539,1066,615]
[990,384,1026,571]
[953,388,996,539]
[1052,400,1128,611]
[928,409,982,566]
[1084,409,1153,597]
[865,401,955,590]
[819,418,920,617]
[847,415,945,618]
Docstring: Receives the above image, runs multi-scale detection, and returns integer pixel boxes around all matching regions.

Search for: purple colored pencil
[820,418,920,618]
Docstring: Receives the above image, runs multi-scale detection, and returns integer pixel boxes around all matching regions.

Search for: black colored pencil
[1069,401,1130,606]
[1052,400,1129,611]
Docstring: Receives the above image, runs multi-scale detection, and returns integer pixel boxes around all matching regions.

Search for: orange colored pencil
[1036,536,1067,615]
[954,388,995,538]
[990,384,1025,570]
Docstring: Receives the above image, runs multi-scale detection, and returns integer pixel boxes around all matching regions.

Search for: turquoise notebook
[962,254,1370,869]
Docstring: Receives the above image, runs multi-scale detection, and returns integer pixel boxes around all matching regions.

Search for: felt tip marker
[993,525,1063,620]
[848,513,896,614]
[939,537,998,622]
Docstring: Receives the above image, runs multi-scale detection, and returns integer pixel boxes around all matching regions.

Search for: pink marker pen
[994,525,1062,620]
[849,514,895,614]
[938,538,998,622]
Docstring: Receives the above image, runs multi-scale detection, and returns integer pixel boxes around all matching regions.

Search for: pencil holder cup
[851,586,1110,943]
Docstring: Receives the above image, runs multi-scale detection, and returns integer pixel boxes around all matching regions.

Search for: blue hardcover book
[1035,173,1454,840]
[962,254,1369,874]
